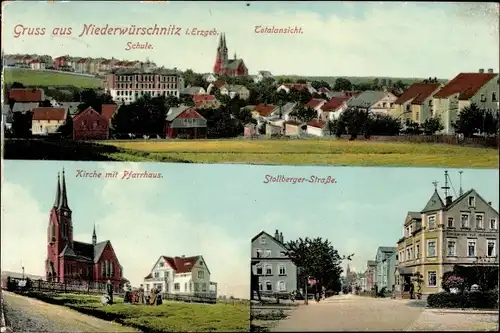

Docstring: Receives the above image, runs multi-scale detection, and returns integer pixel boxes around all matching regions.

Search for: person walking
[106,280,114,305]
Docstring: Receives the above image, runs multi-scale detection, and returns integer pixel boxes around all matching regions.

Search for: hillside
[4,68,103,88]
[274,75,448,86]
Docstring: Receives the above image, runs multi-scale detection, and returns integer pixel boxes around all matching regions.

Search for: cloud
[2,2,498,77]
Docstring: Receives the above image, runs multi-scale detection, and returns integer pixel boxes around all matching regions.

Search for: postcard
[1,1,498,168]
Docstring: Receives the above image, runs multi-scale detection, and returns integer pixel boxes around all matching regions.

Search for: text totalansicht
[75,169,163,180]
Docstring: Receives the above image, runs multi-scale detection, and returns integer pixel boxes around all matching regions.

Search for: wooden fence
[3,277,117,295]
[160,292,217,304]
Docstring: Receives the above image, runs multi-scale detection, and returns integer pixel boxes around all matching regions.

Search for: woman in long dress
[138,285,145,304]
[149,287,158,305]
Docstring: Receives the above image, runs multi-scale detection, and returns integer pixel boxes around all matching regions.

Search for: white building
[104,68,185,105]
[143,255,217,297]
[432,70,499,134]
[202,73,218,83]
[277,83,317,95]
[31,107,66,135]
[253,70,274,83]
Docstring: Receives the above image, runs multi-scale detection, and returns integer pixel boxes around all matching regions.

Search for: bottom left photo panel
[1,160,251,333]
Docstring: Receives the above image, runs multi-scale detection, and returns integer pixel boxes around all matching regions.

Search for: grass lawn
[100,139,498,168]
[4,69,102,88]
[25,292,250,332]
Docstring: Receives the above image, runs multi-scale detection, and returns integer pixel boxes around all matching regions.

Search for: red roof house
[193,94,215,103]
[253,104,276,117]
[8,88,45,102]
[101,104,119,123]
[394,83,442,105]
[165,106,207,139]
[73,107,110,140]
[433,72,497,100]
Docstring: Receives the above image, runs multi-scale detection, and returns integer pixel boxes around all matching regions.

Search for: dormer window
[468,196,475,207]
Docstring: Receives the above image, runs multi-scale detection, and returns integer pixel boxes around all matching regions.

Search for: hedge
[427,291,499,309]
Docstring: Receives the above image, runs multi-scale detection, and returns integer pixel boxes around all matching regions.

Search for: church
[45,169,124,291]
[213,33,249,77]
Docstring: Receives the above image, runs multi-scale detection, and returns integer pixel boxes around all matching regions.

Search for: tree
[11,111,32,137]
[289,88,312,104]
[289,104,317,123]
[367,114,401,136]
[39,100,52,107]
[284,237,349,299]
[337,107,370,140]
[452,103,484,137]
[483,110,499,136]
[57,112,73,138]
[76,88,115,114]
[10,81,25,89]
[311,80,331,91]
[333,78,352,91]
[402,119,422,135]
[421,117,444,135]
[296,79,307,84]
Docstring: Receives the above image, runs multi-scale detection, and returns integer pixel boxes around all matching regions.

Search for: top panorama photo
[2,1,499,168]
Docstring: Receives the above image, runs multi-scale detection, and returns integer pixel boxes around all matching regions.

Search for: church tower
[213,33,229,74]
[46,169,73,281]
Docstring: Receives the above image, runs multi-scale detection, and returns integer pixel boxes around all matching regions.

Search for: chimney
[279,232,284,243]
[445,196,453,207]
[479,69,485,73]
[274,229,279,240]
[488,201,492,205]
[488,69,494,73]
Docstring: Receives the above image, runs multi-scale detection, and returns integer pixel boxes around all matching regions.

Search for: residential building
[213,33,249,77]
[284,120,306,136]
[181,86,206,96]
[29,59,46,70]
[72,107,110,140]
[202,73,218,83]
[8,88,45,103]
[317,87,330,94]
[193,95,221,109]
[219,84,250,100]
[374,246,397,291]
[268,102,298,122]
[266,123,283,137]
[105,67,184,104]
[31,107,66,135]
[253,70,274,83]
[46,170,123,290]
[75,58,90,73]
[251,230,298,296]
[206,80,227,95]
[143,255,217,297]
[305,98,327,119]
[325,90,361,100]
[366,260,377,291]
[165,105,207,139]
[101,104,120,124]
[320,96,351,121]
[277,83,317,95]
[432,70,499,134]
[250,104,277,125]
[244,123,258,137]
[306,120,326,136]
[347,90,397,114]
[396,171,499,298]
[390,83,442,125]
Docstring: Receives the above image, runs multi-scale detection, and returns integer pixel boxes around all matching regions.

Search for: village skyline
[2,1,498,77]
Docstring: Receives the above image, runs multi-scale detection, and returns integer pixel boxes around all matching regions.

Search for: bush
[427,291,499,309]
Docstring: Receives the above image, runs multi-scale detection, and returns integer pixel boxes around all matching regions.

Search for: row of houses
[361,171,499,298]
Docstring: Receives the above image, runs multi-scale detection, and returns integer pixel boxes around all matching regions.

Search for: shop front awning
[398,267,414,275]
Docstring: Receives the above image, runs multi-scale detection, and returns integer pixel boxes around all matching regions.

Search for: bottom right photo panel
[250,167,499,332]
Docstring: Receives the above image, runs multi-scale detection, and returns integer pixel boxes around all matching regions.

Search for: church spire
[58,168,69,209]
[218,33,224,51]
[92,224,97,245]
[53,173,61,208]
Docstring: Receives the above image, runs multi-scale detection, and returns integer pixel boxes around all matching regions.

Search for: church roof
[59,240,110,263]
[223,59,244,70]
[421,189,445,213]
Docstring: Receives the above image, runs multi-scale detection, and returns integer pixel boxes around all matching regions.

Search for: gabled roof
[258,70,273,77]
[223,59,245,70]
[321,97,350,112]
[306,99,326,109]
[377,246,397,253]
[101,104,119,122]
[280,83,308,91]
[32,107,66,121]
[347,91,386,108]
[61,240,112,263]
[212,80,227,88]
[407,211,422,220]
[445,189,499,215]
[193,94,215,103]
[251,231,288,251]
[433,73,497,100]
[8,88,44,102]
[181,86,204,95]
[421,190,445,213]
[307,120,325,128]
[254,104,276,117]
[144,255,208,279]
[394,83,441,105]
[166,105,191,121]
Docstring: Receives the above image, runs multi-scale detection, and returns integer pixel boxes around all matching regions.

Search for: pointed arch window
[50,222,55,241]
[61,222,65,238]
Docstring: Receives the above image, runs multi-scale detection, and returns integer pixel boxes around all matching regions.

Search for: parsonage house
[46,170,124,291]
[31,107,67,135]
[251,230,298,297]
[396,171,499,298]
[143,255,217,297]
[72,107,110,140]
[165,105,207,139]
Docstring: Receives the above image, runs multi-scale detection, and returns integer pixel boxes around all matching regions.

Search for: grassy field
[4,69,102,88]
[274,75,448,86]
[99,139,498,168]
[24,292,249,332]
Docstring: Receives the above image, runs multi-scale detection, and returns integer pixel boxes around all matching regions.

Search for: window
[487,240,496,257]
[154,272,159,278]
[265,249,272,257]
[194,283,199,291]
[382,102,387,107]
[278,281,286,291]
[467,239,476,257]
[157,284,162,292]
[447,239,457,256]
[490,219,498,230]
[259,236,267,244]
[265,281,272,291]
[406,104,411,112]
[480,94,486,102]
[202,283,207,292]
[174,283,180,291]
[427,271,437,287]
[468,196,475,207]
[406,248,411,261]
[461,214,469,228]
[256,265,263,275]
[428,215,436,229]
[184,283,187,291]
[256,248,262,258]
[265,265,272,275]
[278,264,286,275]
[427,239,436,257]
[258,282,263,291]
[428,99,433,107]
[415,111,420,121]
[492,92,497,102]
[159,262,164,267]
[476,214,484,229]
[415,244,420,258]
[447,217,454,228]
[198,270,204,279]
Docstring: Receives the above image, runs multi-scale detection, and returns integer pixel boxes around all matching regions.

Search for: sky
[2,1,499,78]
[1,160,498,298]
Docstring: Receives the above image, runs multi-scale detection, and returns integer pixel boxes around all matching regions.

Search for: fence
[3,277,119,295]
[161,292,217,304]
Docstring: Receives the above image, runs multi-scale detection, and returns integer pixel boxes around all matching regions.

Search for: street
[1,292,139,332]
[271,294,499,331]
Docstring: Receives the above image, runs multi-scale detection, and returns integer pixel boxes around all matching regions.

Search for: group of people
[123,284,163,306]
